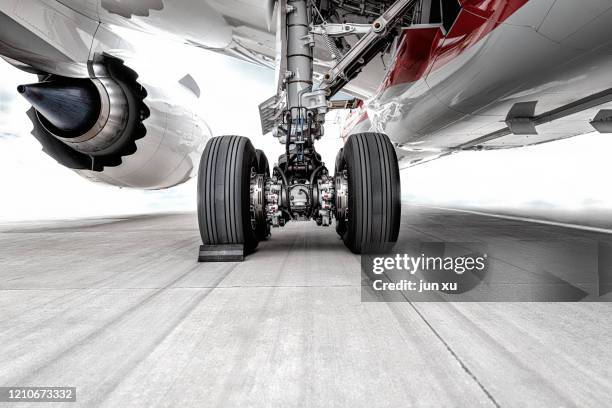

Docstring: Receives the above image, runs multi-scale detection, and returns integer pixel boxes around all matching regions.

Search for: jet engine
[18,56,210,189]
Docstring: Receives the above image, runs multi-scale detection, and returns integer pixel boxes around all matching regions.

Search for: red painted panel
[381,0,530,90]
[461,0,529,23]
[380,27,441,90]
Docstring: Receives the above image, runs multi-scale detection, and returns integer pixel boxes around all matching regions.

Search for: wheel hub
[264,175,285,227]
[317,174,335,227]
[250,170,266,232]
[334,170,349,223]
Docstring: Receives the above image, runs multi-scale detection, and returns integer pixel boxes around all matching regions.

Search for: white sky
[402,133,612,211]
[2,37,612,221]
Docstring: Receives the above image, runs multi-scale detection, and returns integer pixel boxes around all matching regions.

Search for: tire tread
[197,135,258,251]
[340,133,400,253]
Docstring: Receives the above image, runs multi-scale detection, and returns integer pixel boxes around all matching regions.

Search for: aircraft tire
[337,133,401,254]
[197,135,259,253]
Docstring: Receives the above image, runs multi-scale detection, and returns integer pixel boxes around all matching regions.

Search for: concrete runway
[0,205,611,407]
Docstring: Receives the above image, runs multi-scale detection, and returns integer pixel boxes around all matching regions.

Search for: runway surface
[0,205,611,407]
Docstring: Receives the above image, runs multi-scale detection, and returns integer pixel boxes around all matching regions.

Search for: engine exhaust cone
[17,79,101,136]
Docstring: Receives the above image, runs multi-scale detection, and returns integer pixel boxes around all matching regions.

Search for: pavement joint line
[408,300,501,408]
[382,268,501,408]
[416,205,612,235]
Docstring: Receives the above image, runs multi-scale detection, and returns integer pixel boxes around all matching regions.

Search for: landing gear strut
[198,0,412,261]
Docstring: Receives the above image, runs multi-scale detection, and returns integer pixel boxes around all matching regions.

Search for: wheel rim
[335,169,349,224]
[250,169,266,233]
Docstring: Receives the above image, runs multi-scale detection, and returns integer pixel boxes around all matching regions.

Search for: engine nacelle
[20,56,210,189]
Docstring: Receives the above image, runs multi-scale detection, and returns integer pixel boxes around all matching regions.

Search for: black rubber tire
[255,149,271,241]
[197,135,259,253]
[334,147,344,176]
[338,133,401,254]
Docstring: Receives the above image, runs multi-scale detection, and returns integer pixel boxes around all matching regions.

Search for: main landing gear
[198,0,413,261]
[197,132,400,261]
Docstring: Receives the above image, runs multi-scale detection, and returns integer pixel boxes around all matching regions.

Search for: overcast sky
[2,40,612,221]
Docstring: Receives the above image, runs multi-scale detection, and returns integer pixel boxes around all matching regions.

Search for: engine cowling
[19,56,210,189]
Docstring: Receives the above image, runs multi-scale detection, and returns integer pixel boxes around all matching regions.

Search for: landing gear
[197,0,412,261]
[197,132,400,260]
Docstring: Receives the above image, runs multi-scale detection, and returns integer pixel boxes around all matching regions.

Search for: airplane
[1,0,611,261]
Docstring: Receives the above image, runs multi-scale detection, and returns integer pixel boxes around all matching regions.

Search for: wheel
[335,133,401,254]
[254,149,271,241]
[197,135,259,253]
